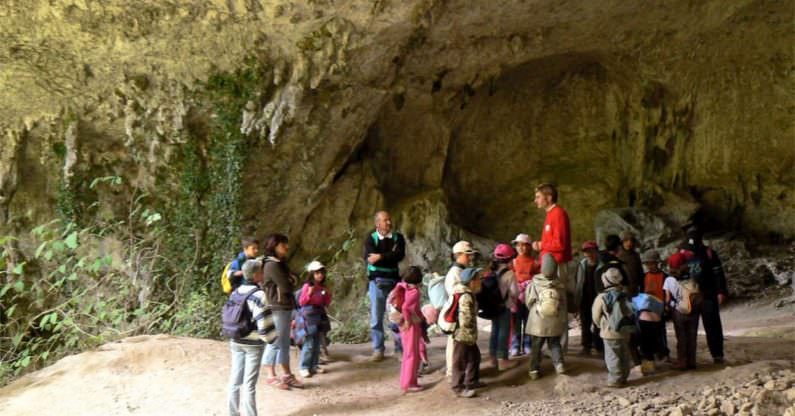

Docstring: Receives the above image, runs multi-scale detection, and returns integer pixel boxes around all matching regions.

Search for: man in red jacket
[531,183,572,266]
[531,183,573,350]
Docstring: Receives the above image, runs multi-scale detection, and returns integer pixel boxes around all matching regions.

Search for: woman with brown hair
[260,233,303,390]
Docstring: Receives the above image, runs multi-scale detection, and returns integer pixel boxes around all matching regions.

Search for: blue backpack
[221,288,259,339]
[603,291,637,335]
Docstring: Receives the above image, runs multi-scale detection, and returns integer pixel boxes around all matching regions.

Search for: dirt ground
[1,299,794,416]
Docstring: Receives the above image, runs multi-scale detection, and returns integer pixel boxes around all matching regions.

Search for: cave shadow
[477,352,609,389]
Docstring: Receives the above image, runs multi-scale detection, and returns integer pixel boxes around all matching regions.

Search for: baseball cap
[452,241,477,255]
[511,233,531,245]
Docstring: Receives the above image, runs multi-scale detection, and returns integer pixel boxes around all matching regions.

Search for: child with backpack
[224,259,271,416]
[450,267,483,398]
[640,250,670,361]
[525,254,568,380]
[392,266,425,393]
[665,252,702,370]
[296,261,332,378]
[633,251,666,376]
[480,243,520,371]
[222,237,260,293]
[592,267,635,387]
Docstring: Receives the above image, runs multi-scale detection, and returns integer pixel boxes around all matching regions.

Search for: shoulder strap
[243,287,260,302]
[371,231,379,246]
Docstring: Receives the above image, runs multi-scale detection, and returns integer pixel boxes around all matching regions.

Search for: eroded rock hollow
[1,0,793,275]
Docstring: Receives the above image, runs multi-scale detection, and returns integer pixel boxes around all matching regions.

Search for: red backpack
[644,272,666,300]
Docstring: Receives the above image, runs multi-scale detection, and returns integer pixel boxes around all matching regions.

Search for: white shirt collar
[545,203,557,213]
[376,231,393,240]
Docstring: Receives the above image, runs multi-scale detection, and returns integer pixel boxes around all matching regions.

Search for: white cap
[512,233,531,245]
[452,241,477,255]
[601,268,623,287]
[306,260,325,273]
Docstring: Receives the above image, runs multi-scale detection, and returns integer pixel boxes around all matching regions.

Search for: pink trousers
[399,323,422,390]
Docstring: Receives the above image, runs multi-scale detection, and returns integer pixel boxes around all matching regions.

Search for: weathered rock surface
[0,0,793,272]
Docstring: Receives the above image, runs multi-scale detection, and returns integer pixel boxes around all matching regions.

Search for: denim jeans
[511,304,532,354]
[489,308,511,359]
[300,333,320,371]
[262,309,292,366]
[369,280,402,353]
[228,341,265,416]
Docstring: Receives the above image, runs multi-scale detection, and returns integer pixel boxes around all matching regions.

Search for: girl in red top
[511,233,539,356]
[298,261,332,378]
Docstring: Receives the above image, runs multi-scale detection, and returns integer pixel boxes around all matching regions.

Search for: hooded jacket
[591,286,629,340]
[524,272,568,337]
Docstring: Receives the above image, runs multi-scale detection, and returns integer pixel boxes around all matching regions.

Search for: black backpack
[221,288,260,339]
[477,269,508,319]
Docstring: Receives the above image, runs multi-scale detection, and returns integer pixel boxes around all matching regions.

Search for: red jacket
[512,255,539,284]
[540,205,572,264]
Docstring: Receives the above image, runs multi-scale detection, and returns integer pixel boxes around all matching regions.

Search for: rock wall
[0,0,793,272]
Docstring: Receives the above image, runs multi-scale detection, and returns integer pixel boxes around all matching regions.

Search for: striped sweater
[234,283,272,345]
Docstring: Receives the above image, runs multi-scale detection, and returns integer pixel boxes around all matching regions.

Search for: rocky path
[0,300,793,416]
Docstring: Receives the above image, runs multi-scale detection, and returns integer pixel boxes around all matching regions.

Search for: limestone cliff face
[0,0,793,272]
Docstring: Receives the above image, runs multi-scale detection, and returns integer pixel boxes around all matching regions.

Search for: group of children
[389,231,722,397]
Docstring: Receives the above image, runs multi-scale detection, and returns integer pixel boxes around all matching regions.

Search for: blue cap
[459,267,482,284]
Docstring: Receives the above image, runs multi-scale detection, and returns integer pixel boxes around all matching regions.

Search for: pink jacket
[397,281,422,325]
[298,282,332,307]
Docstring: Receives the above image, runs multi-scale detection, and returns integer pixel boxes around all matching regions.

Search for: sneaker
[458,389,476,398]
[489,356,498,368]
[370,351,384,362]
[314,367,326,374]
[299,369,312,378]
[554,363,566,375]
[606,380,626,388]
[528,370,540,380]
[406,386,424,393]
[640,360,655,376]
[510,349,520,357]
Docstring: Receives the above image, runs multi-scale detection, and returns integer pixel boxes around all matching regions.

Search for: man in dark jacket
[617,231,643,297]
[681,227,729,364]
[363,210,406,361]
[575,241,603,354]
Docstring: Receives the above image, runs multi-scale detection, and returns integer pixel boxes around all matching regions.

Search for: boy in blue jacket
[227,237,260,291]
